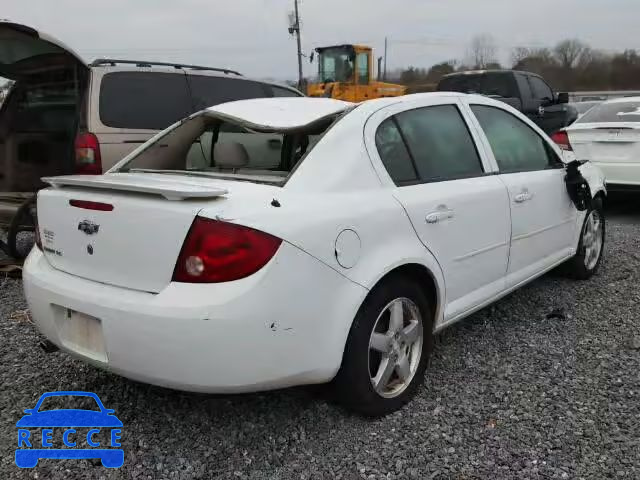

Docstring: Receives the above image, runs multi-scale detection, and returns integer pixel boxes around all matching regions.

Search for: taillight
[172,217,282,283]
[551,130,573,151]
[75,132,102,175]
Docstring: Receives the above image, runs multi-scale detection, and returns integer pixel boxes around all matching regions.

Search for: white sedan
[554,96,640,191]
[24,94,606,416]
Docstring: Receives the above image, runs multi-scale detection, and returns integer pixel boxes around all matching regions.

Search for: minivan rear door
[0,21,87,79]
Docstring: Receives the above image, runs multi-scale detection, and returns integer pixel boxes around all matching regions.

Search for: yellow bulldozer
[307,44,406,102]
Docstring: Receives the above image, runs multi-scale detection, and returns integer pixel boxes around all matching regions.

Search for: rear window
[572,102,600,115]
[99,72,192,130]
[438,73,518,98]
[116,110,346,185]
[576,101,640,124]
[187,75,270,110]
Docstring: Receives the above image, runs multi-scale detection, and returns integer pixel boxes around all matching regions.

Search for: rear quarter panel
[199,189,447,328]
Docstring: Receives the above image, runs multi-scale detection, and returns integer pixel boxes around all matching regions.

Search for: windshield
[318,48,355,83]
[116,112,342,185]
[576,100,640,123]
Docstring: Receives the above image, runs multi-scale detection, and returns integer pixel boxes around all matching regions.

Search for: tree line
[389,34,640,92]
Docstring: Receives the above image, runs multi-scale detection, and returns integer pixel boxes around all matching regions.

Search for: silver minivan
[0,21,302,193]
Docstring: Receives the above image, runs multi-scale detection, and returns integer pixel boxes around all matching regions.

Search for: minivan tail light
[551,130,573,151]
[75,132,102,175]
[172,218,282,283]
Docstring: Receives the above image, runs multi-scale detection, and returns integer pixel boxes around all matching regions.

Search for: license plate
[56,308,107,363]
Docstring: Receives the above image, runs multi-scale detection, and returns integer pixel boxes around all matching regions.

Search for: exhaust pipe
[39,340,59,354]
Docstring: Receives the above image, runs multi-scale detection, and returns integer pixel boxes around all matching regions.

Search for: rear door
[91,70,193,170]
[366,97,511,322]
[467,100,577,287]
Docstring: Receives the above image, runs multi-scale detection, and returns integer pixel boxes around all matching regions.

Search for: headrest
[214,142,249,168]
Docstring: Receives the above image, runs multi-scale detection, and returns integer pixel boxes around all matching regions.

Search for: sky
[2,0,640,82]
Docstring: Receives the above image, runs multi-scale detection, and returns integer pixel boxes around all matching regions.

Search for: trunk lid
[37,173,233,293]
[0,21,87,80]
[567,123,640,165]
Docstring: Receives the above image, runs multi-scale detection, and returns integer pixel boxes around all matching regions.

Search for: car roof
[204,97,353,130]
[90,61,303,96]
[202,92,473,131]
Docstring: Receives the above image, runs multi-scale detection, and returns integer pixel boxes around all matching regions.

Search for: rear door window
[393,105,484,182]
[186,76,270,110]
[375,118,418,185]
[99,72,191,130]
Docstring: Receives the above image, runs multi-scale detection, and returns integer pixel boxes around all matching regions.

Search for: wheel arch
[357,260,444,333]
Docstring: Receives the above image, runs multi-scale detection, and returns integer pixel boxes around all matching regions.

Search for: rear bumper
[592,161,640,189]
[23,244,367,393]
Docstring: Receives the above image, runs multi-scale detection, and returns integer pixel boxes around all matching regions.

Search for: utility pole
[291,0,304,90]
[383,37,388,81]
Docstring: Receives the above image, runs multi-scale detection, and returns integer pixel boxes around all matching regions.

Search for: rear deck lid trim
[41,173,228,201]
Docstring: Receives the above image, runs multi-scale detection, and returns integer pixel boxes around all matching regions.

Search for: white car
[554,96,640,191]
[23,94,606,416]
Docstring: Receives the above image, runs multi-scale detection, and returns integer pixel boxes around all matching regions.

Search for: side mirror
[309,51,314,63]
[557,92,569,104]
[24,409,34,414]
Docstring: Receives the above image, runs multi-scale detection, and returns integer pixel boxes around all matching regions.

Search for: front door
[527,75,567,134]
[469,103,578,286]
[368,99,511,322]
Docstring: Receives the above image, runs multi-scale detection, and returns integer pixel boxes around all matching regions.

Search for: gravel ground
[1,205,639,480]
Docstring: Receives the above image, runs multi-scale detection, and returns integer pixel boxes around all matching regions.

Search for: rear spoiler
[41,174,228,201]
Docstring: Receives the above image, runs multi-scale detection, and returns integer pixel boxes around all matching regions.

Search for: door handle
[426,208,454,224]
[514,189,532,203]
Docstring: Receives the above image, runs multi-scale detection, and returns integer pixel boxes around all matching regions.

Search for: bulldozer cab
[315,44,371,85]
[308,44,405,101]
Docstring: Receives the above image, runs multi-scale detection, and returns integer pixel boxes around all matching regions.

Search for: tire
[331,274,433,417]
[564,196,605,279]
[7,196,37,260]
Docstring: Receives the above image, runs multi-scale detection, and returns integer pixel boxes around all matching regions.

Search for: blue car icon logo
[15,391,123,468]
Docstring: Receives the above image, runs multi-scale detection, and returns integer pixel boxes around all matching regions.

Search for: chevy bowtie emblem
[78,220,100,235]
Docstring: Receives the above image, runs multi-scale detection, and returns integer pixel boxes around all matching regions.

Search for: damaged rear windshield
[115,109,349,185]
